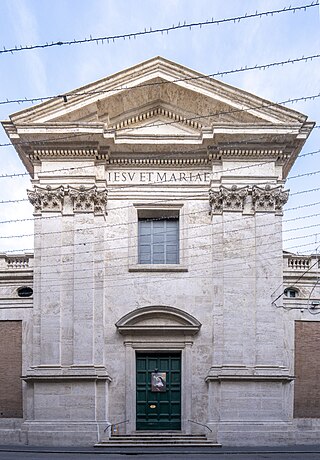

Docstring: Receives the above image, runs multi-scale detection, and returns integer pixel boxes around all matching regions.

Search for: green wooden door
[136,353,181,430]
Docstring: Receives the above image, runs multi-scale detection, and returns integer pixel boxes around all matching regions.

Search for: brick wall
[0,321,22,418]
[294,321,320,418]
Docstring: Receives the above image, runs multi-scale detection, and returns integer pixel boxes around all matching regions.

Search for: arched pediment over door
[115,305,201,336]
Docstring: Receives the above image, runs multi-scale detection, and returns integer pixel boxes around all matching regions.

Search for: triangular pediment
[7,56,308,127]
[2,57,314,179]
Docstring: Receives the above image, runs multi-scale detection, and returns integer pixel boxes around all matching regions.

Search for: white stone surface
[0,57,317,446]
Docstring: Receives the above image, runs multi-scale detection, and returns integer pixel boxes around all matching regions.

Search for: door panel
[136,353,181,430]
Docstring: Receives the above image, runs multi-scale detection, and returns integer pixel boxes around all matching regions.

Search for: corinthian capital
[252,185,289,215]
[209,185,249,215]
[69,185,108,215]
[27,185,65,214]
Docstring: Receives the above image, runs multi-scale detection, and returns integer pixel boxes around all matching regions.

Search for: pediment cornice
[116,305,201,336]
[7,57,309,126]
[2,57,314,178]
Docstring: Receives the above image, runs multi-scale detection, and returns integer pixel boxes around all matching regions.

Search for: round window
[17,286,33,297]
[284,288,298,298]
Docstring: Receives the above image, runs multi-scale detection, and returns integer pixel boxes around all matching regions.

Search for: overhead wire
[0,2,317,56]
[0,168,320,226]
[0,196,319,246]
[1,199,317,282]
[1,52,319,106]
[5,234,319,292]
[0,7,318,301]
[0,193,317,208]
[0,62,318,256]
[0,91,318,152]
[0,147,319,206]
[272,254,320,308]
[0,207,319,261]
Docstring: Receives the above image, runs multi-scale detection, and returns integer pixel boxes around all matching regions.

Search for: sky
[0,0,319,255]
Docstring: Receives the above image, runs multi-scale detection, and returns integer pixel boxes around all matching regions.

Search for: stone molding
[22,365,112,382]
[209,184,288,215]
[205,365,294,382]
[208,147,289,162]
[28,147,109,161]
[116,305,201,336]
[27,185,108,215]
[107,157,209,166]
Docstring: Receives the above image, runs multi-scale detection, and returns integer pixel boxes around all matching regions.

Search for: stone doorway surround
[115,305,201,434]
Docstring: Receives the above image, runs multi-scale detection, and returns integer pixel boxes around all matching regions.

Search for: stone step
[96,434,221,448]
[106,439,214,443]
[110,434,207,440]
[96,442,221,448]
[125,431,205,435]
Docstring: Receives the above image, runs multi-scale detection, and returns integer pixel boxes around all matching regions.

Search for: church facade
[1,57,319,446]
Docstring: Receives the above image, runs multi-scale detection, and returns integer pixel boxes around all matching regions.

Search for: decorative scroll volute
[252,185,289,215]
[27,185,65,214]
[69,185,108,215]
[209,185,249,215]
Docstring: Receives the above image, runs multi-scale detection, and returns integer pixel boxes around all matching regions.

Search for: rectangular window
[138,210,179,264]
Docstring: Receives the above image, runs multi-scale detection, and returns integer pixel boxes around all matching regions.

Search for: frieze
[209,185,249,214]
[27,185,65,214]
[69,185,108,215]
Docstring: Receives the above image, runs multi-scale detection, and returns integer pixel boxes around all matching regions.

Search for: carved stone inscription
[107,170,211,184]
